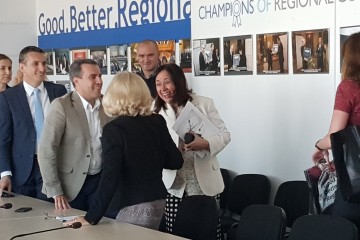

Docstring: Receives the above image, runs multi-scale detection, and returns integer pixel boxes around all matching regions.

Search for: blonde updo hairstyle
[102,72,153,117]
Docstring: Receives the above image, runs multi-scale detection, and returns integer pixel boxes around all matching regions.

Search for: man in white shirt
[0,46,66,199]
[38,59,111,210]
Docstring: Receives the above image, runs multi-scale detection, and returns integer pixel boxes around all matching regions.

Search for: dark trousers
[12,155,50,201]
[69,172,101,211]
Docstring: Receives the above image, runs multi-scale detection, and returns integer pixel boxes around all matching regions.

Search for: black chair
[274,181,310,228]
[220,174,271,233]
[289,215,359,240]
[172,195,218,240]
[227,204,286,240]
[220,168,231,212]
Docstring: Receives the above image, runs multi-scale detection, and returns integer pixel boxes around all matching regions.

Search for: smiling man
[38,59,112,210]
[0,46,67,199]
[136,40,160,98]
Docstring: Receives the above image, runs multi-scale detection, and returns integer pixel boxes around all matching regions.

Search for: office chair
[274,180,310,228]
[172,195,218,240]
[289,215,359,240]
[220,174,271,233]
[227,204,286,240]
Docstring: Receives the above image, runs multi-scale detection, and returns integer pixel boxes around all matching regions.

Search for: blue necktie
[34,88,44,142]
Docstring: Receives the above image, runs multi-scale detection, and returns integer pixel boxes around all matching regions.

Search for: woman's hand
[63,216,89,227]
[184,132,209,151]
[312,148,329,165]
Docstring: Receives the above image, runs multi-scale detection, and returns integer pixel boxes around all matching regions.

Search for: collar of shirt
[23,81,45,96]
[139,67,159,79]
[76,91,101,112]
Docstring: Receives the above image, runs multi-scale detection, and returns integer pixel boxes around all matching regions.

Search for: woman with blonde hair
[65,72,183,229]
[0,54,12,92]
[313,32,360,228]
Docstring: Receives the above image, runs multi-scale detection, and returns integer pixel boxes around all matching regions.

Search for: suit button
[86,155,90,158]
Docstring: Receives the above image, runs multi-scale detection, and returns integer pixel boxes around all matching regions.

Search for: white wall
[0,0,37,86]
[190,0,360,198]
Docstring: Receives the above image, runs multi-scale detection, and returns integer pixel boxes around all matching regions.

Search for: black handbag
[331,125,360,203]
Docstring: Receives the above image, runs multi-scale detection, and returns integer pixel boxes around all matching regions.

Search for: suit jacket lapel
[17,83,34,125]
[71,92,91,140]
[44,82,56,102]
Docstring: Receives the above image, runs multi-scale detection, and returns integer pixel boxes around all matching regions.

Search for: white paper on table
[172,101,220,158]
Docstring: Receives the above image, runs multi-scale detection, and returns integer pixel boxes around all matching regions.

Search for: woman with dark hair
[153,63,231,240]
[0,54,12,92]
[313,32,360,228]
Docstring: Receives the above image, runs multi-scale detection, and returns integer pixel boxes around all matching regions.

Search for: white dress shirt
[77,92,102,175]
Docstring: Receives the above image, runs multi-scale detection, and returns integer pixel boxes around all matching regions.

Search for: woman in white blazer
[153,64,231,240]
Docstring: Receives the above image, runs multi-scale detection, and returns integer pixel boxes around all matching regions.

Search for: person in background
[0,54,12,92]
[0,46,67,199]
[277,37,284,73]
[316,36,326,72]
[153,63,231,240]
[238,49,247,69]
[266,41,273,71]
[312,32,360,230]
[136,40,160,98]
[64,72,183,229]
[301,37,308,70]
[38,59,112,210]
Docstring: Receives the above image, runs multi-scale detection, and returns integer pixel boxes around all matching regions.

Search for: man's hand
[54,194,71,209]
[0,176,12,197]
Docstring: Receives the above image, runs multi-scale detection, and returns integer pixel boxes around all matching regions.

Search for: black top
[84,114,183,225]
[137,71,157,98]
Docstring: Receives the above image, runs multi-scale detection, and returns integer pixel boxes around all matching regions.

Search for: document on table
[172,101,220,158]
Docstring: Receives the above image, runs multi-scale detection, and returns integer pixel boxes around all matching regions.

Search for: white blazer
[158,95,231,196]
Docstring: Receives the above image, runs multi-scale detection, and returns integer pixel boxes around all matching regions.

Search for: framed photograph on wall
[44,50,54,75]
[55,49,70,75]
[179,39,192,73]
[256,32,288,75]
[109,44,128,74]
[72,48,88,61]
[224,35,253,76]
[90,46,107,75]
[193,38,220,76]
[292,29,329,74]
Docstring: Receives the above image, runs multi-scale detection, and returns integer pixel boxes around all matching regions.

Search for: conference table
[1,194,188,240]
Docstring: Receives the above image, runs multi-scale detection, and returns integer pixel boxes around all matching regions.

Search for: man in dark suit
[0,46,67,199]
[199,46,207,72]
[277,37,284,73]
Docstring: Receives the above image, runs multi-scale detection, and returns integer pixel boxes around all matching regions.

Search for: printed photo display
[256,32,288,74]
[179,39,192,73]
[292,29,329,74]
[44,50,54,75]
[109,44,128,74]
[72,49,88,61]
[193,38,220,76]
[223,35,253,76]
[55,49,70,75]
[90,46,107,75]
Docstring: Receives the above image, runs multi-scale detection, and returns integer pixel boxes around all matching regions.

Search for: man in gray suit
[38,59,111,210]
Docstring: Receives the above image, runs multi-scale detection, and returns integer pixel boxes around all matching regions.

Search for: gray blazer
[159,94,231,196]
[38,91,111,201]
